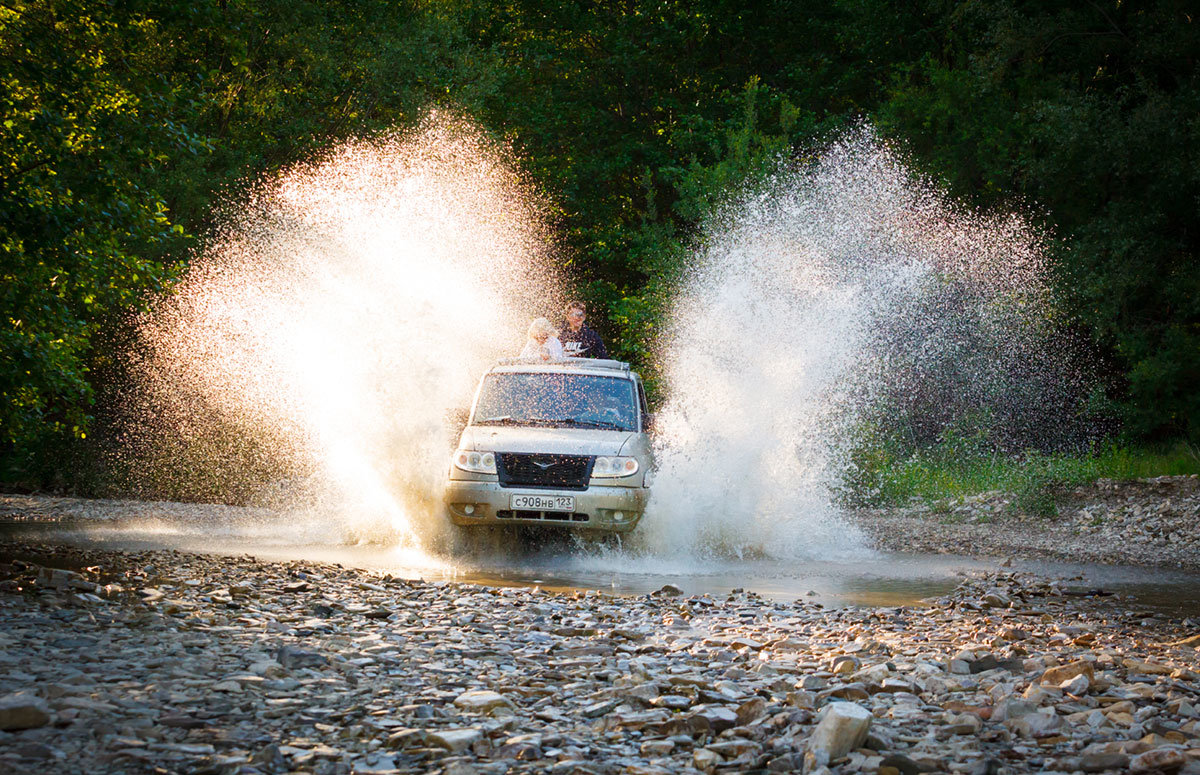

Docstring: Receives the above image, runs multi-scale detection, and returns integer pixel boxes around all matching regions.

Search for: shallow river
[4,516,1199,620]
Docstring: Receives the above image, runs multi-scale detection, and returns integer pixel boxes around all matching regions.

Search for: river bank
[1,538,1199,775]
[850,476,1200,573]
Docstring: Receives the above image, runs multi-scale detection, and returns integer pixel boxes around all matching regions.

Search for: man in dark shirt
[560,300,608,359]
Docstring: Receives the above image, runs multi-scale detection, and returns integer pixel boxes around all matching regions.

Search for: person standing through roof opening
[559,301,608,359]
[519,317,565,361]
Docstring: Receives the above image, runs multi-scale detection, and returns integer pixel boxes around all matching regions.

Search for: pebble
[0,535,1198,774]
[0,694,51,730]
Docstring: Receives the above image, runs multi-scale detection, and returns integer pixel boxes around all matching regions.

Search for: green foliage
[1,0,488,483]
[839,440,1200,509]
[1,1,192,457]
[871,0,1200,441]
[3,0,1199,490]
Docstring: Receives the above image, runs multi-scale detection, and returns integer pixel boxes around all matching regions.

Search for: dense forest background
[3,0,1198,492]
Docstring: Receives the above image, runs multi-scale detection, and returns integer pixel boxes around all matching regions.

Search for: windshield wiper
[479,416,629,430]
[475,416,522,425]
[540,418,628,431]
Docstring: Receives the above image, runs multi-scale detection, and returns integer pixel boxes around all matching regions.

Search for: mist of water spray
[129,119,1077,568]
[642,127,1064,559]
[134,116,555,546]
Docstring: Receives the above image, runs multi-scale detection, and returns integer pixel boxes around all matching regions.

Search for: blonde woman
[520,317,565,361]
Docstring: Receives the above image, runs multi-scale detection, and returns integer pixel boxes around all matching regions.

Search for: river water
[4,516,1198,619]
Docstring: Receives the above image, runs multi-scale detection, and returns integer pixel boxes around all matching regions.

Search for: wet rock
[36,567,84,590]
[655,584,683,597]
[0,694,51,730]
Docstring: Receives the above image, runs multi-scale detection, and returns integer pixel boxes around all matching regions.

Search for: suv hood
[460,426,635,456]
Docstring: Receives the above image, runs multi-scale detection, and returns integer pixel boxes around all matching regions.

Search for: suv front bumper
[444,480,648,533]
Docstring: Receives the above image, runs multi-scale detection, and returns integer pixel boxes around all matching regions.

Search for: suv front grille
[497,510,590,522]
[497,453,591,490]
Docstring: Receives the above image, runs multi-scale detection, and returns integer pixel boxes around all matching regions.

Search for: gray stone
[454,690,513,712]
[693,748,722,771]
[1060,672,1091,695]
[805,702,872,769]
[880,753,923,775]
[735,696,767,725]
[1080,751,1131,772]
[427,728,484,753]
[1130,749,1187,774]
[0,694,51,730]
[1005,709,1065,738]
[582,699,621,718]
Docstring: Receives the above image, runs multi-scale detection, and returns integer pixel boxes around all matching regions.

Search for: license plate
[511,494,575,512]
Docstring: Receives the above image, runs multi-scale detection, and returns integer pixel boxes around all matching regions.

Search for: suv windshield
[473,372,638,432]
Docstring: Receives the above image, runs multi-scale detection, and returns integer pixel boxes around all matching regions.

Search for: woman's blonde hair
[527,317,558,340]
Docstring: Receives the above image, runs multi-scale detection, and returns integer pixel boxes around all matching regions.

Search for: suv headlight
[453,450,496,474]
[592,456,639,478]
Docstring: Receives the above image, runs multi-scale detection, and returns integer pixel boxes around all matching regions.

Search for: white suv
[444,358,652,534]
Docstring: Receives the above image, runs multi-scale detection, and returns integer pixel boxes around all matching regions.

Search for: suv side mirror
[642,413,656,433]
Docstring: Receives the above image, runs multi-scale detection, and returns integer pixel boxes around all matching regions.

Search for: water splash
[133,115,555,547]
[127,120,1076,568]
[643,127,1066,559]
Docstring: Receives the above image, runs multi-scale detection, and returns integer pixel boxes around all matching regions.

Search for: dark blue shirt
[560,324,608,359]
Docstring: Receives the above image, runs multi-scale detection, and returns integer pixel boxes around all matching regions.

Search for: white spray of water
[136,116,554,548]
[643,128,1051,560]
[132,120,1062,570]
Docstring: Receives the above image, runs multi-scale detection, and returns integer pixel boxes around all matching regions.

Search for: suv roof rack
[495,357,631,373]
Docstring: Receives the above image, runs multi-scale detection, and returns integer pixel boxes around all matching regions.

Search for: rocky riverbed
[2,540,1199,775]
[851,476,1200,572]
